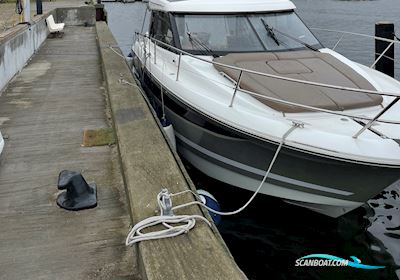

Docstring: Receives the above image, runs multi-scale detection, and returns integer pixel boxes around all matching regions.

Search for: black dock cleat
[57,170,97,211]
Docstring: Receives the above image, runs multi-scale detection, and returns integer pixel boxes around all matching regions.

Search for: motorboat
[131,0,400,218]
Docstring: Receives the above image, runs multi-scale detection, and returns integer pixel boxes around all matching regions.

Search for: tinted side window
[149,11,174,47]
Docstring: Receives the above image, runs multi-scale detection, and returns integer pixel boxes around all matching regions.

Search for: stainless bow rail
[135,32,400,139]
[310,27,400,68]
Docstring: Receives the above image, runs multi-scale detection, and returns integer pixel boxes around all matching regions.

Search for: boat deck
[0,26,136,279]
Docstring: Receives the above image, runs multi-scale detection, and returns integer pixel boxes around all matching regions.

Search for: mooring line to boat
[125,123,300,245]
[374,53,395,62]
[102,45,133,60]
[171,123,299,216]
[107,46,126,59]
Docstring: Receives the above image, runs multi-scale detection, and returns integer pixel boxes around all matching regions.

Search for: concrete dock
[0,5,246,280]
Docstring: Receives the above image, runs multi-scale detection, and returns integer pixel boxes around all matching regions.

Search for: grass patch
[82,128,115,147]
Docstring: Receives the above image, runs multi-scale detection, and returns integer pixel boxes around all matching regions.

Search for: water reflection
[185,162,400,279]
[367,182,400,279]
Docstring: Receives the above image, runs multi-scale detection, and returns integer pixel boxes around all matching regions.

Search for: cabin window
[150,11,175,47]
[174,12,322,55]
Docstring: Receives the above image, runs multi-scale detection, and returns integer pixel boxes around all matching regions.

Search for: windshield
[174,12,322,54]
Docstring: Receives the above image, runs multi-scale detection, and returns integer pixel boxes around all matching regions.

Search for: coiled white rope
[125,117,300,245]
[125,190,211,245]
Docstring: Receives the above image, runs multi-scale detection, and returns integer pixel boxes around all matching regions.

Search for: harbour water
[104,1,400,279]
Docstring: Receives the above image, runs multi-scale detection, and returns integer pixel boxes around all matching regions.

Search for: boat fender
[197,189,221,225]
[161,119,177,152]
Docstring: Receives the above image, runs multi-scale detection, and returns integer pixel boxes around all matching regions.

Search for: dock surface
[0,5,246,278]
[0,26,136,279]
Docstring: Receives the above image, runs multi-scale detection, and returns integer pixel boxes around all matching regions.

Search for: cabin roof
[148,0,296,13]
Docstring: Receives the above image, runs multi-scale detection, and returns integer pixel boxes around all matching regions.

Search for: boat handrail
[310,27,400,45]
[309,27,399,68]
[238,87,400,125]
[135,32,400,137]
[135,32,399,98]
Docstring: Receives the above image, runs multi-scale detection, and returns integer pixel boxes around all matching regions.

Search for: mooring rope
[125,191,211,245]
[172,124,299,216]
[125,123,300,245]
[107,46,126,59]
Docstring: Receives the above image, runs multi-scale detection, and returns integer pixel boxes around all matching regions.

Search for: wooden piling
[375,22,395,77]
[95,3,107,22]
[36,0,43,15]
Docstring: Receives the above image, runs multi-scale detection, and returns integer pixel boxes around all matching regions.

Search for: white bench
[46,15,65,36]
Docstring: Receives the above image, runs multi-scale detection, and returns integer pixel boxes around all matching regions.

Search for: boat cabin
[138,0,382,113]
[141,0,322,56]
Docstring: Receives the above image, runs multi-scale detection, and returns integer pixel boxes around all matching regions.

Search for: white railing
[310,27,400,68]
[135,32,400,138]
